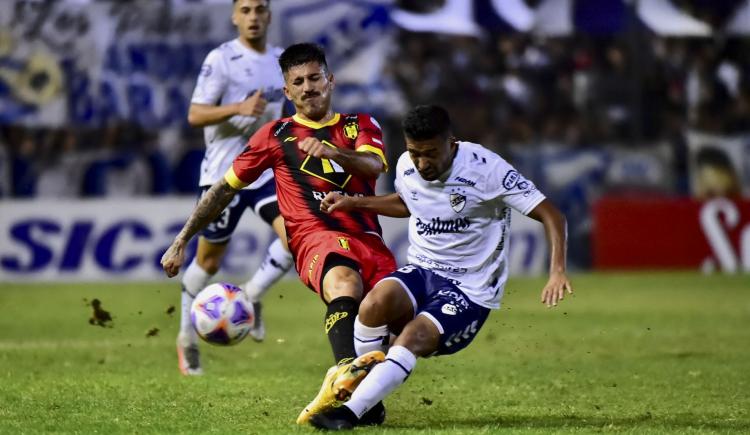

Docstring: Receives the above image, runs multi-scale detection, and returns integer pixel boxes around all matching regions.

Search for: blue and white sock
[244,238,294,303]
[345,345,417,419]
[180,260,211,340]
[354,316,389,356]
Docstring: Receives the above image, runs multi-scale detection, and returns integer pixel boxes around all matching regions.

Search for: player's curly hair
[402,105,452,141]
[279,43,328,74]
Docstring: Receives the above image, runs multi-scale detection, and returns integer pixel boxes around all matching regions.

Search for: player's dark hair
[402,105,452,141]
[233,0,271,4]
[279,43,328,74]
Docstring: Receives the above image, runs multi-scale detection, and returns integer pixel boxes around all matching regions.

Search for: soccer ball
[190,282,254,346]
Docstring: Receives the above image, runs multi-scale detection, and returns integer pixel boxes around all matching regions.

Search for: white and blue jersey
[394,141,546,309]
[191,38,285,190]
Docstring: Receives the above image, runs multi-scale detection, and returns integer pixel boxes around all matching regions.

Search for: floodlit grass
[0,272,748,434]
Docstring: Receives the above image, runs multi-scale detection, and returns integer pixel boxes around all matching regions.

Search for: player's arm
[298,137,384,179]
[526,199,573,307]
[320,192,410,218]
[161,180,239,277]
[188,90,267,127]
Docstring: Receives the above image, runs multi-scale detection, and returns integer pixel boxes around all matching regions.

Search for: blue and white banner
[0,0,399,128]
[0,198,546,282]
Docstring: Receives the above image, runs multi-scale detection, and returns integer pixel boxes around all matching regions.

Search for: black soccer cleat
[358,401,386,426]
[309,405,359,431]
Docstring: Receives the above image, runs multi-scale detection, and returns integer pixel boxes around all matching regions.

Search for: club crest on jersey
[343,122,359,140]
[337,237,350,251]
[449,193,466,213]
[300,140,352,188]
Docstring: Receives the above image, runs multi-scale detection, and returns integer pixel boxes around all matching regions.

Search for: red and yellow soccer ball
[190,282,255,346]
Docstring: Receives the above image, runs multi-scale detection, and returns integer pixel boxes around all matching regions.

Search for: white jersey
[191,39,285,189]
[395,141,546,309]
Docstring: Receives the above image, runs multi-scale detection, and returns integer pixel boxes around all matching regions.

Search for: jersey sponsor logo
[441,304,457,315]
[414,254,468,274]
[312,190,364,201]
[449,193,466,213]
[343,122,359,140]
[503,170,519,190]
[454,176,476,187]
[300,140,353,188]
[403,168,415,177]
[337,237,350,250]
[415,217,471,236]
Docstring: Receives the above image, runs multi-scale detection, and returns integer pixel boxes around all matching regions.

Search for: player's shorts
[199,177,280,244]
[294,231,396,299]
[379,265,491,356]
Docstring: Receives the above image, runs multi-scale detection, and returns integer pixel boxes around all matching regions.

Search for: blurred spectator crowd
[2,6,749,198]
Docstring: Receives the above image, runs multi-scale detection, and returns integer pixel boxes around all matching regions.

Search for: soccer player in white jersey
[312,105,573,429]
[176,0,294,376]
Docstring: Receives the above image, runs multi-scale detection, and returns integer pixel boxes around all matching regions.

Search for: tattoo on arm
[177,180,237,242]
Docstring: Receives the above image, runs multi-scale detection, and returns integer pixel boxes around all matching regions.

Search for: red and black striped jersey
[225,112,388,246]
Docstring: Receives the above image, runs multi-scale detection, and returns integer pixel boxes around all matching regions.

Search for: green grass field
[1,272,748,434]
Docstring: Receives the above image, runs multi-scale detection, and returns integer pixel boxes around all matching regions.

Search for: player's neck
[238,36,267,54]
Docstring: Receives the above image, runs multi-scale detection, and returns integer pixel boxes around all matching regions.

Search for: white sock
[344,345,417,419]
[243,238,293,303]
[180,260,212,339]
[354,316,389,356]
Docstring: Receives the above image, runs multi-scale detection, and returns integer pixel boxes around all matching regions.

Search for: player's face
[283,62,335,121]
[405,136,456,181]
[232,0,271,43]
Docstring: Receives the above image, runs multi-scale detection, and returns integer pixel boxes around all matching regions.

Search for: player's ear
[328,73,335,90]
[283,85,292,101]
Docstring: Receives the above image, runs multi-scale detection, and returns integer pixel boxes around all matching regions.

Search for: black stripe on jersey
[275,121,347,232]
[312,126,379,235]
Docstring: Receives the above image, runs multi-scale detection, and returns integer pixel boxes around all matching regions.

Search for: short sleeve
[487,157,546,215]
[225,123,277,189]
[354,114,388,172]
[191,49,226,105]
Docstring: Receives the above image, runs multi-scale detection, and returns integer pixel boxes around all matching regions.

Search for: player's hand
[320,192,355,213]
[161,239,187,278]
[237,90,267,117]
[298,137,337,159]
[540,271,572,307]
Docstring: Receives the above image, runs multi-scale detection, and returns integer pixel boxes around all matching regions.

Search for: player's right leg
[240,180,294,342]
[177,237,228,376]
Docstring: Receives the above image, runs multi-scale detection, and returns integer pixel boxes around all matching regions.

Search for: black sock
[324,296,358,365]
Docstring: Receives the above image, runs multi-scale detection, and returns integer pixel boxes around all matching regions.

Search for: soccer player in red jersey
[161,43,395,425]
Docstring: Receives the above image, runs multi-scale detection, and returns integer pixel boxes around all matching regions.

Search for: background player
[311,105,573,429]
[177,0,294,376]
[161,43,396,423]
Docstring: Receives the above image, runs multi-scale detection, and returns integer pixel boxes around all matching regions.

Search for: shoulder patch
[273,120,293,137]
[502,170,519,190]
[200,64,212,77]
[403,168,415,177]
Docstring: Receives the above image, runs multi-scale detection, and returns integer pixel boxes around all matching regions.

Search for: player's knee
[358,293,388,325]
[196,255,222,275]
[322,268,363,302]
[395,318,440,357]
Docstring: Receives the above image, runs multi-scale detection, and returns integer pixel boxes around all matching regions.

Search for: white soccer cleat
[248,301,265,342]
[176,332,203,376]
